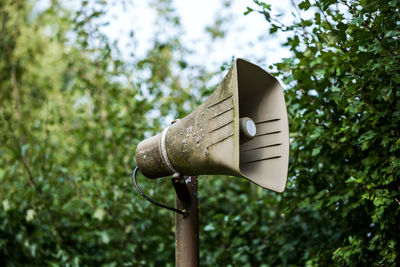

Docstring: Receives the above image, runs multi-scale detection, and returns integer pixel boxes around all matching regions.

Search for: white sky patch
[101,0,295,71]
[174,0,293,69]
[35,0,296,71]
[99,0,297,127]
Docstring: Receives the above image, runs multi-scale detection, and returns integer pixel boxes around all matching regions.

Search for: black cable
[132,166,188,217]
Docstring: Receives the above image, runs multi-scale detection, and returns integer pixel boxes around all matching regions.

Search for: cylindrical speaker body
[135,134,171,178]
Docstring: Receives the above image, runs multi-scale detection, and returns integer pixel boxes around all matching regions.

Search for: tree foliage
[247,0,400,265]
[0,0,399,266]
[0,0,186,265]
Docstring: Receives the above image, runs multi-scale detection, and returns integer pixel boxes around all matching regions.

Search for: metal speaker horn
[135,58,289,192]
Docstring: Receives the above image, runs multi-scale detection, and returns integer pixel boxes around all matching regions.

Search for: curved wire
[132,166,188,217]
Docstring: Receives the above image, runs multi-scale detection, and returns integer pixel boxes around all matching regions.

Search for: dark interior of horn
[236,59,289,192]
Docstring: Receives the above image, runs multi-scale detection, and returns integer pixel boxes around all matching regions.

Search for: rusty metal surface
[174,176,199,267]
[171,176,191,202]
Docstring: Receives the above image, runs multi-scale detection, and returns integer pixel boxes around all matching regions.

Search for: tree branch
[3,113,37,189]
[340,0,398,57]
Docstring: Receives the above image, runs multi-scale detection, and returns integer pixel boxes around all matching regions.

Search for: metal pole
[172,175,199,267]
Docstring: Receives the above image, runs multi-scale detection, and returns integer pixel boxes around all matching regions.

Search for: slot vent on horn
[209,120,234,133]
[242,143,282,152]
[255,118,281,125]
[207,95,233,109]
[208,132,234,148]
[209,107,233,120]
[243,155,282,164]
[255,130,281,137]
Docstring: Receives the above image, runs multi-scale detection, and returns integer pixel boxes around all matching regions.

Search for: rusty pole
[171,175,199,267]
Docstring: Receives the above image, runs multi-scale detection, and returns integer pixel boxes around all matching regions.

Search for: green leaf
[299,0,311,10]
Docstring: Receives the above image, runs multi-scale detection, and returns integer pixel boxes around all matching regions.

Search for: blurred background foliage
[0,0,399,266]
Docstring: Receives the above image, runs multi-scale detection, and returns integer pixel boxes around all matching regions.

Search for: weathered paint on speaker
[135,58,289,192]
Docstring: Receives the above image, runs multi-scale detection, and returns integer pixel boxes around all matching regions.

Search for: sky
[34,0,297,127]
[96,0,296,125]
[34,0,296,72]
[101,0,295,72]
